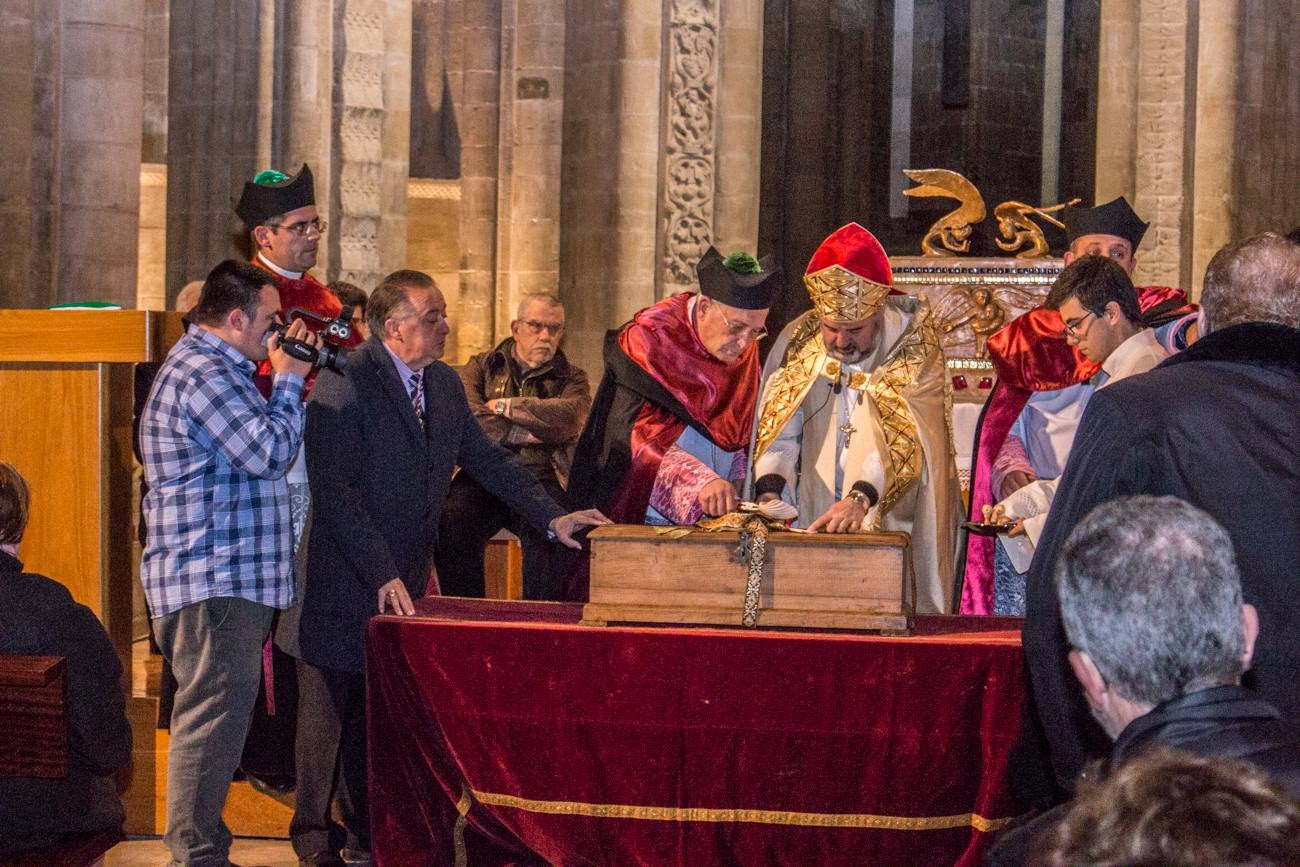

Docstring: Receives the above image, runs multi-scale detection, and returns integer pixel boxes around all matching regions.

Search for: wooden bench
[0,655,122,867]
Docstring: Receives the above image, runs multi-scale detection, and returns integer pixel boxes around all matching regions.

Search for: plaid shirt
[139,327,306,618]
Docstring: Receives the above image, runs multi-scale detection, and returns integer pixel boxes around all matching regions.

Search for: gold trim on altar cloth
[453,785,473,867]
[470,787,1014,833]
[804,264,892,323]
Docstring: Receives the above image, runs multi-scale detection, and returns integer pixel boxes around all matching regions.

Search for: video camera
[274,306,354,372]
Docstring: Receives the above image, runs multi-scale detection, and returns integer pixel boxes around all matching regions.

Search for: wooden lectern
[0,310,184,667]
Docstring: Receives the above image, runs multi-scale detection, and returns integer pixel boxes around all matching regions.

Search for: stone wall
[759,0,1085,337]
[1233,0,1300,239]
[758,0,894,330]
[0,0,145,309]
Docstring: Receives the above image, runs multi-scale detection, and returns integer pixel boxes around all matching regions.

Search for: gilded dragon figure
[902,169,987,256]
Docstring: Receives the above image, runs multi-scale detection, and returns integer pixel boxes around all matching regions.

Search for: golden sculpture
[902,169,987,257]
[993,198,1081,258]
[930,283,1046,358]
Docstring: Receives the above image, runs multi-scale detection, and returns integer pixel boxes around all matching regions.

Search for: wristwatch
[493,399,507,416]
[845,488,871,510]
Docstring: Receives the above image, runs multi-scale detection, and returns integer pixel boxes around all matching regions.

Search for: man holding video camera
[140,259,318,867]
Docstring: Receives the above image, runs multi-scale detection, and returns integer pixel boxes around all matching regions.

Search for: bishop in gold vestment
[747,224,962,613]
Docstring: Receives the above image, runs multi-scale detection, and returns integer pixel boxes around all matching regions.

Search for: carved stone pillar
[658,0,721,297]
[324,0,412,290]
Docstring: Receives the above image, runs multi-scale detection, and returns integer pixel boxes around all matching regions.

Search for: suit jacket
[0,552,131,852]
[297,338,565,672]
[1019,322,1300,795]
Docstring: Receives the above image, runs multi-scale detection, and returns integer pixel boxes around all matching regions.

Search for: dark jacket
[1019,322,1300,795]
[297,337,565,672]
[0,551,131,852]
[459,339,591,487]
[987,685,1300,866]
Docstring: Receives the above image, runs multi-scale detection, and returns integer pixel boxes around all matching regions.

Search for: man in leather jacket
[435,292,591,600]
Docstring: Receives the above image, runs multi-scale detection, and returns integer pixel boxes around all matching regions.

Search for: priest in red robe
[235,164,364,380]
[567,249,781,546]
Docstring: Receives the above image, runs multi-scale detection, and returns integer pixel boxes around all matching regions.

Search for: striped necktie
[408,371,425,427]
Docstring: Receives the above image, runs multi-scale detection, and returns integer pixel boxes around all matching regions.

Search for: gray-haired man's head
[1057,496,1257,737]
[1201,232,1300,334]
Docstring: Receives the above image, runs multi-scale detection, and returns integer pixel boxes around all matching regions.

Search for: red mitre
[805,223,893,284]
[803,223,900,322]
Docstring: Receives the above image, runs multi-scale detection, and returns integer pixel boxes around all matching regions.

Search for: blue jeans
[153,597,273,867]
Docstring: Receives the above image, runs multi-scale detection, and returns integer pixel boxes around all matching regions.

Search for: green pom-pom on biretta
[722,252,763,274]
[253,169,290,186]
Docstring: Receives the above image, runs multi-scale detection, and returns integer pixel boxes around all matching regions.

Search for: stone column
[0,0,39,307]
[1130,1,1190,289]
[379,1,412,282]
[1094,0,1139,204]
[712,0,763,257]
[492,0,566,338]
[278,2,334,276]
[658,0,721,297]
[165,0,270,301]
[560,0,762,376]
[454,0,501,356]
[0,1,146,309]
[559,0,664,377]
[1096,0,1245,293]
[1189,2,1237,290]
[56,1,146,307]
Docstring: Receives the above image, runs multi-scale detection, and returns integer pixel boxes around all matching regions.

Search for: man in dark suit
[289,269,608,866]
[1018,232,1300,805]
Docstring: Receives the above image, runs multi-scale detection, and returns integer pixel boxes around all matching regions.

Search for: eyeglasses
[714,305,768,342]
[268,218,327,237]
[520,320,564,336]
[1061,309,1096,339]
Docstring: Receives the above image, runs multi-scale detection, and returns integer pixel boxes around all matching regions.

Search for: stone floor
[105,836,297,866]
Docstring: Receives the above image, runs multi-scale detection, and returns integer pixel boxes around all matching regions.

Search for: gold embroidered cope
[753,304,942,527]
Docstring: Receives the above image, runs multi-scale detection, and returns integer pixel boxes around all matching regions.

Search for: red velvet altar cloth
[366,599,1025,867]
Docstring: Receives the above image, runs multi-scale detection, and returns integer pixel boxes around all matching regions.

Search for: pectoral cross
[839,418,857,446]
